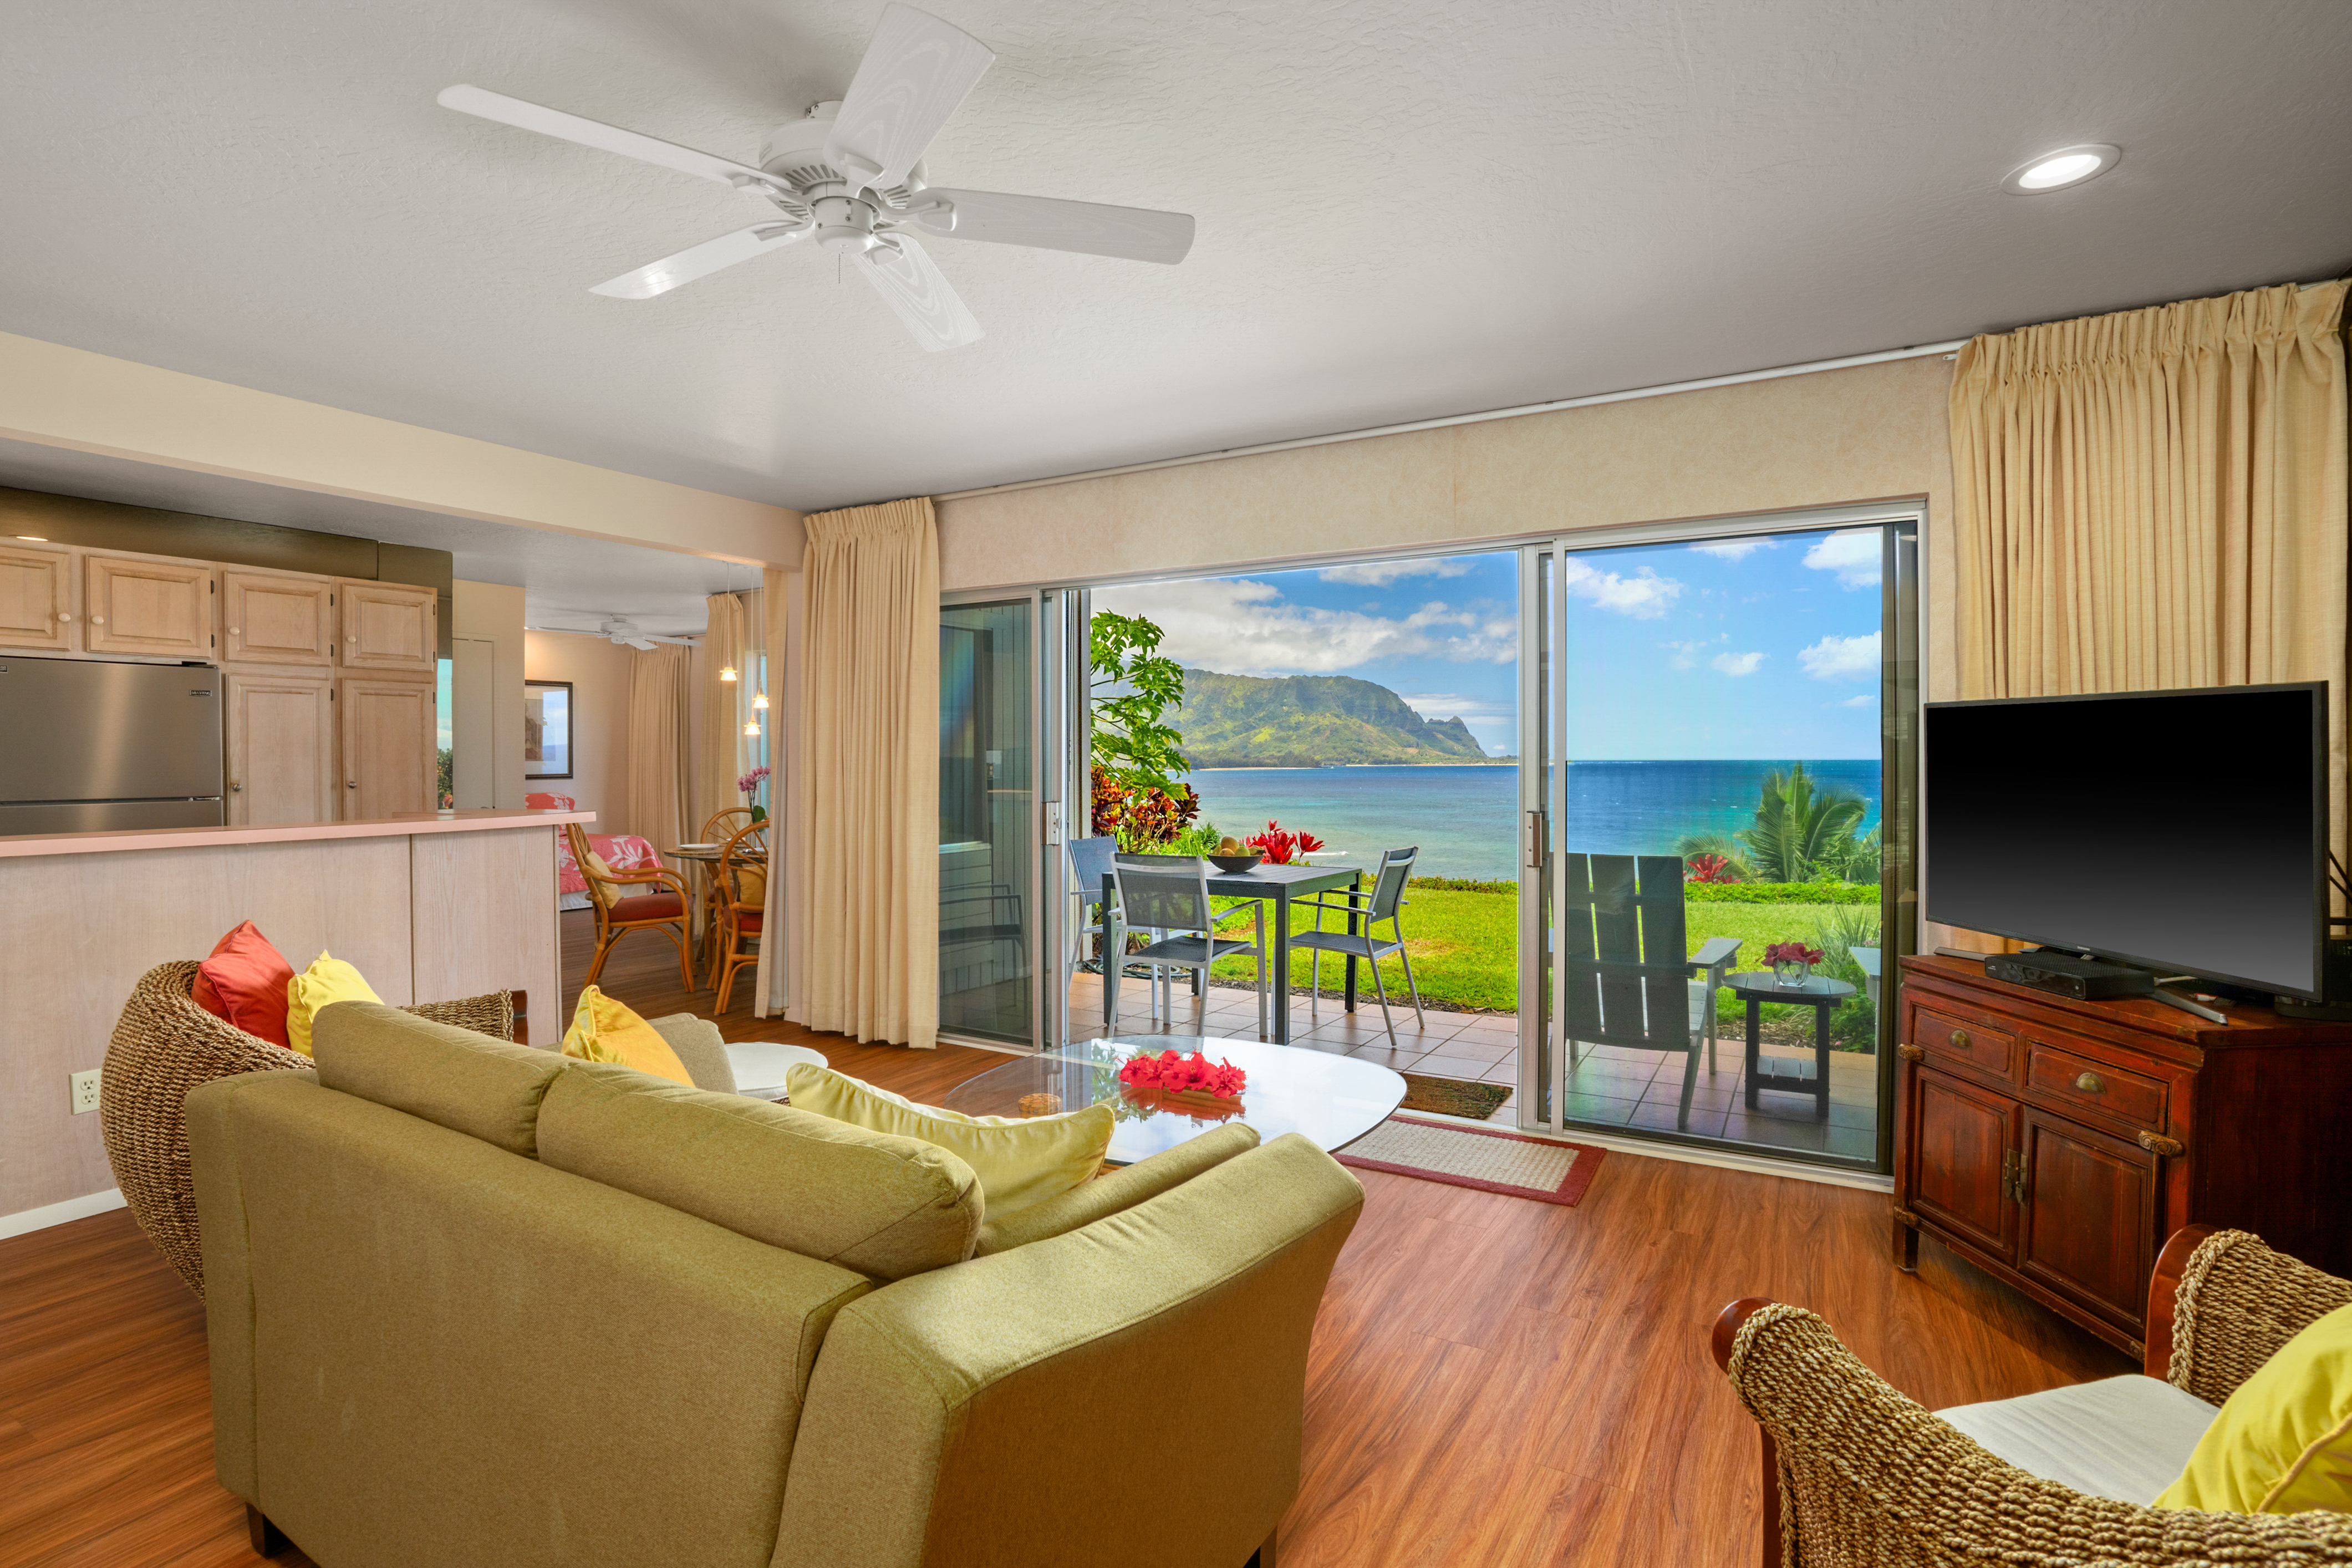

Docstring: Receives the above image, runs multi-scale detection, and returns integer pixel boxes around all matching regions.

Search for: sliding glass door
[1519,510,1919,1172]
[938,595,1040,1045]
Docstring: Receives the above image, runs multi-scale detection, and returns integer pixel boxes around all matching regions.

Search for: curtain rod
[933,339,1971,503]
[932,277,2343,505]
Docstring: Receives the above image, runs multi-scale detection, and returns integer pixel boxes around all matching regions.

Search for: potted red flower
[1116,1048,1248,1121]
[1765,941,1825,987]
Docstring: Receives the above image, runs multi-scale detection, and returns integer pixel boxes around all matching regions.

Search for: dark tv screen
[1925,684,2326,998]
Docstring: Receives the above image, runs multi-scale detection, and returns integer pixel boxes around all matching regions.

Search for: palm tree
[1673,831,1754,881]
[1738,763,1866,882]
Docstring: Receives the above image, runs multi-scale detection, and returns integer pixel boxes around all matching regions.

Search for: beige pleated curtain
[1951,278,2350,912]
[788,497,940,1047]
[624,643,694,854]
[697,591,749,837]
[754,567,791,1017]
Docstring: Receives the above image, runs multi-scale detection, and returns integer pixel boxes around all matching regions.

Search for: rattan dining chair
[696,807,758,968]
[565,821,695,990]
[1292,846,1424,1047]
[1109,854,1269,1038]
[711,820,768,1012]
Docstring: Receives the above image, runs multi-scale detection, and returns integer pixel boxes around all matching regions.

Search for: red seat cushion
[609,893,684,923]
[191,921,296,1047]
[734,911,762,934]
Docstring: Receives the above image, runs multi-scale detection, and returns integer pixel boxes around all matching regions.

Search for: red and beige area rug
[1335,1116,1606,1206]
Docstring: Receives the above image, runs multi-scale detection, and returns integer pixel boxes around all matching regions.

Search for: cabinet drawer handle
[2139,1131,2185,1158]
[1948,1029,1970,1049]
[347,780,358,789]
[2074,1071,2104,1094]
[1896,1043,1925,1062]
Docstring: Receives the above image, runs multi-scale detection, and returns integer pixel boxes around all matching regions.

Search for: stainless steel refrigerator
[0,655,225,835]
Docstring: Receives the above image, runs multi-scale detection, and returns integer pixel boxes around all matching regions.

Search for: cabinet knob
[90,615,104,625]
[229,780,242,792]
[2074,1071,2104,1094]
[1896,1042,1925,1062]
[348,633,359,643]
[347,780,358,788]
[2139,1130,2185,1158]
[228,625,240,635]
[1948,1029,1970,1049]
[57,612,71,623]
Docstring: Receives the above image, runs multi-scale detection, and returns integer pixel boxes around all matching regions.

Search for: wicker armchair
[1712,1226,2352,1568]
[100,961,522,1300]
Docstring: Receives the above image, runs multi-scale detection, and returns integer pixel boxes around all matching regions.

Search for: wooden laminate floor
[1,910,2130,1567]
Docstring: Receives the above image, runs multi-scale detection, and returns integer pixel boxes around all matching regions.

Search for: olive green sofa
[188,1002,1364,1568]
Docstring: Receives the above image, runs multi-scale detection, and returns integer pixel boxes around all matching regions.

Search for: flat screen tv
[1925,683,2328,999]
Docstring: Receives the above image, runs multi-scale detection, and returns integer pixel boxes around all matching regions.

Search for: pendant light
[719,664,737,682]
[752,691,768,710]
[744,719,761,736]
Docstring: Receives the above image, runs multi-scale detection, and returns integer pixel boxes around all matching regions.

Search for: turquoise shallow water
[1185,761,1882,882]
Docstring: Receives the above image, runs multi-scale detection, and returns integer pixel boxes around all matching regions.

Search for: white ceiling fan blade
[437,84,783,192]
[621,637,658,650]
[917,189,1194,264]
[852,235,982,352]
[823,5,995,194]
[591,224,810,299]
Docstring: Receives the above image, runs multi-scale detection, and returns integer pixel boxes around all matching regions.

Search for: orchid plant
[737,764,772,823]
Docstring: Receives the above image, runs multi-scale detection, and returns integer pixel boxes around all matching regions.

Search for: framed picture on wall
[525,680,573,779]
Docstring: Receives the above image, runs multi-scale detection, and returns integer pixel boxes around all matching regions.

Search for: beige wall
[526,630,635,838]
[452,581,527,811]
[0,330,806,569]
[938,354,1959,702]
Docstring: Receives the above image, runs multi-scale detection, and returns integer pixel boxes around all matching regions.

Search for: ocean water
[1187,761,1882,882]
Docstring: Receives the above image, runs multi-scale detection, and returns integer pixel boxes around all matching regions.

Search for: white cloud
[1561,558,1682,618]
[1398,691,1516,721]
[1836,694,1875,707]
[1662,639,1708,670]
[1712,650,1766,676]
[1094,577,1516,674]
[1691,537,1771,559]
[1800,631,1881,680]
[1803,530,1882,588]
[1318,557,1473,587]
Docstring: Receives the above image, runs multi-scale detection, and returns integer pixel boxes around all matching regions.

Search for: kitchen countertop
[0,807,597,859]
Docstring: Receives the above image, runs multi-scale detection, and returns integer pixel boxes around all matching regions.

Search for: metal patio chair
[1560,853,1740,1131]
[1108,854,1269,1038]
[1293,845,1425,1048]
[1066,834,1121,971]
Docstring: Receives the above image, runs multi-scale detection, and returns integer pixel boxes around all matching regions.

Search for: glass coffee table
[942,1035,1407,1166]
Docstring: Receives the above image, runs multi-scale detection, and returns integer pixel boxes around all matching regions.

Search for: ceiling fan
[592,618,696,651]
[436,3,1195,352]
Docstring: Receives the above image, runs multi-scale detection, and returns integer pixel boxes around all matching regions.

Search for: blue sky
[1096,526,1884,759]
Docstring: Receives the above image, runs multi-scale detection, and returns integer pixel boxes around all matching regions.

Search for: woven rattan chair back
[565,821,617,912]
[101,962,516,1300]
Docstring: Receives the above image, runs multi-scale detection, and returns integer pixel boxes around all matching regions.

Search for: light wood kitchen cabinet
[338,677,437,819]
[337,579,437,672]
[84,552,215,658]
[222,571,335,666]
[0,544,76,651]
[223,673,336,826]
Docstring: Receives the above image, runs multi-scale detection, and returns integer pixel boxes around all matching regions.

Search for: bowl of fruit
[1206,836,1264,874]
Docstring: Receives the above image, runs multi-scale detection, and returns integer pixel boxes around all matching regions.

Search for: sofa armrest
[2160,1228,2352,1404]
[400,989,520,1044]
[647,1013,735,1093]
[773,1133,1363,1568]
[1710,1296,2352,1568]
[973,1123,1260,1256]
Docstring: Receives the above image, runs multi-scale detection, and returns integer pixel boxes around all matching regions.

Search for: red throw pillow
[192,921,296,1047]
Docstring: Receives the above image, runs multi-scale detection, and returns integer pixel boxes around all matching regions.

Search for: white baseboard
[0,1187,126,1241]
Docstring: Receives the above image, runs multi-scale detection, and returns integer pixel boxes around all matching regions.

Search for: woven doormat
[1335,1117,1606,1206]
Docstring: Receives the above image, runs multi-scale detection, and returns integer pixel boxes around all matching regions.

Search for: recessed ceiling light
[2002,144,2120,195]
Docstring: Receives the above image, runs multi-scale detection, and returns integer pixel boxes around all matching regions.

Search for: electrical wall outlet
[71,1067,101,1115]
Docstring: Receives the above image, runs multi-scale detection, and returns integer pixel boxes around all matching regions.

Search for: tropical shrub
[1089,610,1189,796]
[1809,904,1883,1050]
[1673,831,1753,880]
[1683,880,1877,905]
[1738,762,1867,882]
[1090,763,1200,849]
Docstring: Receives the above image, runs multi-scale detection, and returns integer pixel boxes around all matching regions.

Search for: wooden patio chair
[1560,853,1740,1130]
[696,807,757,968]
[565,820,694,991]
[711,820,768,1013]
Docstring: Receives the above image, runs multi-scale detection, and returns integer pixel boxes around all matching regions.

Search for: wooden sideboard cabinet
[1895,954,2352,1357]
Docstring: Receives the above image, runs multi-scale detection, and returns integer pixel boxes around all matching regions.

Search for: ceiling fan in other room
[436,3,1195,352]
[592,619,697,651]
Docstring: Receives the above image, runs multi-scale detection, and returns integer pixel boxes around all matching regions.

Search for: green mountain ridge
[1174,668,1507,769]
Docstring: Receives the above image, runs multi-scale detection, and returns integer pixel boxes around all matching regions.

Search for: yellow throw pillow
[784,1063,1112,1219]
[562,986,695,1087]
[734,866,766,907]
[2158,1302,2352,1513]
[284,951,383,1057]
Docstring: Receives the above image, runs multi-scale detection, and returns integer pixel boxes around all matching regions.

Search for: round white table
[724,1040,828,1100]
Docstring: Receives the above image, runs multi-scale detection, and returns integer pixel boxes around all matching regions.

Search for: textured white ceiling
[3,0,2349,516]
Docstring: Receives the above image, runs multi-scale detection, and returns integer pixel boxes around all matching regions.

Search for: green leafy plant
[1684,880,1877,905]
[1809,904,1883,1050]
[1090,610,1190,796]
[1674,831,1754,881]
[1738,763,1867,883]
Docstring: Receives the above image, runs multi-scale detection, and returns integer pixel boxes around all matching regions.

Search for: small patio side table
[1727,971,1857,1122]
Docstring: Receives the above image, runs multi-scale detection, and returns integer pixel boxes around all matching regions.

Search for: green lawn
[1197,883,1874,1043]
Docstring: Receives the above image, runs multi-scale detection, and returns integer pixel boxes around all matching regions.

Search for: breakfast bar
[0,808,589,1229]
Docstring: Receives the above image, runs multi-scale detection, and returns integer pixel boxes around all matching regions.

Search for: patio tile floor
[1062,971,1878,1161]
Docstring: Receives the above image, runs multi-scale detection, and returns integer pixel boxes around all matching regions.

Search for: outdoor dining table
[1099,862,1366,1045]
